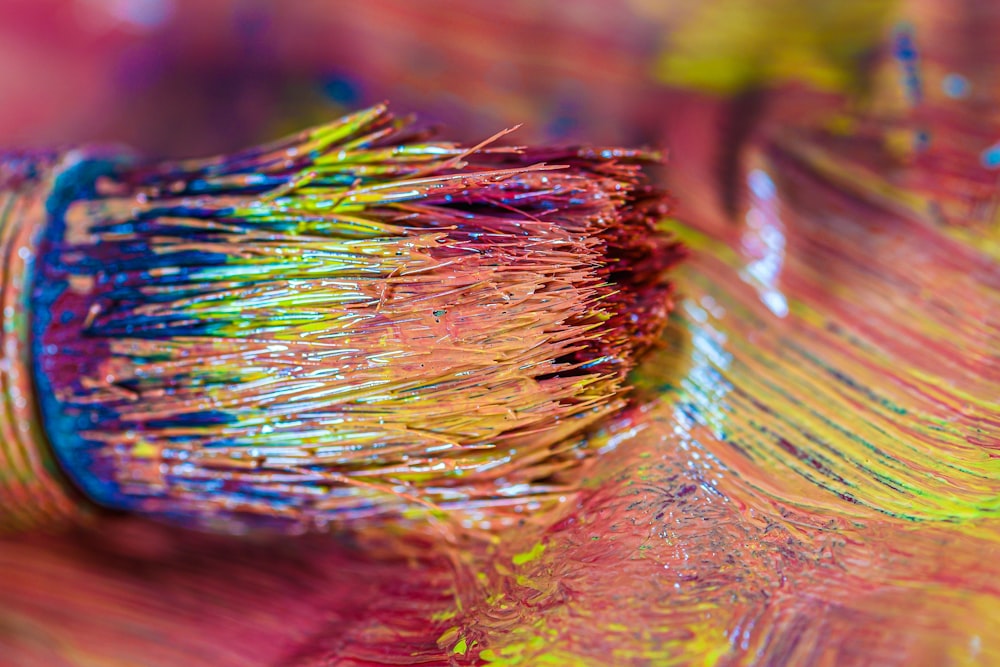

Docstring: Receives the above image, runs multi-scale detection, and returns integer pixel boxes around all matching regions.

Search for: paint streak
[422,124,999,665]
[0,3,997,665]
[2,111,995,663]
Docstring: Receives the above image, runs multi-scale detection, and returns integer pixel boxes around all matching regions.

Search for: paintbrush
[0,104,683,532]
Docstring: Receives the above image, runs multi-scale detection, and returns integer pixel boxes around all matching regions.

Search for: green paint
[512,542,546,566]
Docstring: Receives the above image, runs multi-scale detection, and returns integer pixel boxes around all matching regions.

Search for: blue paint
[546,114,579,140]
[321,74,362,106]
[146,411,234,430]
[942,73,970,99]
[892,25,922,105]
[31,155,138,513]
[981,142,1000,169]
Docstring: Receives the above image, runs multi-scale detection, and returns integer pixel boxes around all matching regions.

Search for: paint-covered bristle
[33,105,684,529]
[0,152,83,530]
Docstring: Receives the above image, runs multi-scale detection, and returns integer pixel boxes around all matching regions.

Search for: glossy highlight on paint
[23,105,683,529]
[0,2,997,665]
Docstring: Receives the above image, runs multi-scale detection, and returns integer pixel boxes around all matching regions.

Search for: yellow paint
[512,542,546,566]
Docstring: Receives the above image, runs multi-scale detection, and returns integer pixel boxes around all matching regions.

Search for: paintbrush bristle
[31,105,684,530]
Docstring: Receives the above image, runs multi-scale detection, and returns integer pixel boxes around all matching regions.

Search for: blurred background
[1,0,874,151]
[1,1,998,665]
[2,0,997,238]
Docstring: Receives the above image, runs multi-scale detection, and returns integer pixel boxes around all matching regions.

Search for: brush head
[28,105,684,531]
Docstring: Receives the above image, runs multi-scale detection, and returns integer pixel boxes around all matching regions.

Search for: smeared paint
[0,153,78,530]
[892,24,923,105]
[5,120,993,662]
[424,117,998,665]
[0,4,997,665]
[776,14,1000,251]
[25,105,683,529]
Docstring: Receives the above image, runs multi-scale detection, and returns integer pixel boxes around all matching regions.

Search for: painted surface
[0,0,998,665]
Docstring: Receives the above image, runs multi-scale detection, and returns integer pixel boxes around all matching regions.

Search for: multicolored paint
[0,1,997,665]
[0,120,995,663]
[19,105,682,529]
[787,3,1000,253]
[0,153,78,530]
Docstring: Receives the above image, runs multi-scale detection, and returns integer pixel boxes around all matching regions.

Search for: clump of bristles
[38,104,683,529]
